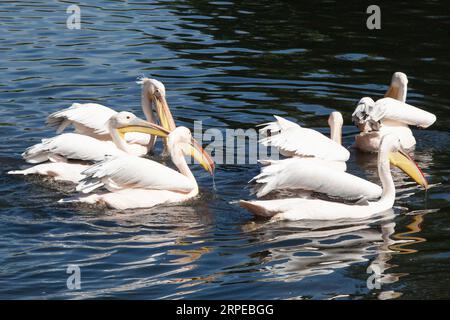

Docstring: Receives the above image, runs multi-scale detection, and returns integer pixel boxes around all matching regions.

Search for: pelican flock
[9,112,158,183]
[9,78,214,209]
[46,77,176,152]
[240,71,435,220]
[10,72,435,220]
[241,134,427,220]
[252,112,383,200]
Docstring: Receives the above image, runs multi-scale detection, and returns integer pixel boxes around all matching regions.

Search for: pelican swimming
[259,112,349,171]
[240,134,428,221]
[60,125,215,210]
[46,77,176,153]
[353,72,436,152]
[250,111,381,200]
[250,157,383,200]
[8,112,165,183]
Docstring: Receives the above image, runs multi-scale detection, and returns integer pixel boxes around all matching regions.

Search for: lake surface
[0,0,449,299]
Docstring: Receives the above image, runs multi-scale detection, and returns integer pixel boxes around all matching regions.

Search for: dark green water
[0,0,449,299]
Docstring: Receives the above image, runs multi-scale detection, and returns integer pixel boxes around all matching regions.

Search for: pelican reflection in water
[242,209,428,299]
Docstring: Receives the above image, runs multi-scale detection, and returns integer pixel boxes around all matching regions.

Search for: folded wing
[22,133,125,163]
[76,156,196,194]
[46,103,117,137]
[358,98,436,128]
[259,116,350,161]
[251,158,382,200]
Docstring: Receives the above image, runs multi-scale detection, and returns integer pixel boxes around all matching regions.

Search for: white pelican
[353,72,436,152]
[251,112,357,199]
[8,112,165,183]
[46,77,176,153]
[250,157,382,200]
[259,112,349,171]
[60,125,215,210]
[240,134,428,221]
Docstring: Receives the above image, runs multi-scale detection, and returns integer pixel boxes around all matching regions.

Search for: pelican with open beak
[61,120,215,210]
[240,134,428,221]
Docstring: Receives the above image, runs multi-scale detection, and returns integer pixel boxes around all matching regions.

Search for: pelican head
[381,134,428,189]
[385,72,408,102]
[117,119,215,175]
[106,111,170,154]
[391,72,408,86]
[352,97,379,132]
[138,77,176,132]
[140,77,166,97]
[114,111,170,140]
[328,111,343,144]
[328,111,343,127]
[108,111,140,129]
[168,126,215,175]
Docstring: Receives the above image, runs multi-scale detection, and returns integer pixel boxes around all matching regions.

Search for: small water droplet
[212,174,217,191]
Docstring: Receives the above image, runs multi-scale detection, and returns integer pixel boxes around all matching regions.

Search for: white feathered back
[77,156,196,194]
[46,103,117,136]
[259,116,350,161]
[251,158,382,200]
[22,133,125,163]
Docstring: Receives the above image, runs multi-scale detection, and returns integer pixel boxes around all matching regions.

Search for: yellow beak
[389,149,428,189]
[154,95,176,132]
[116,117,170,139]
[190,139,215,175]
[117,118,215,175]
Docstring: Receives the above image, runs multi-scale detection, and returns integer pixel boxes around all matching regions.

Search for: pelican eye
[155,89,163,97]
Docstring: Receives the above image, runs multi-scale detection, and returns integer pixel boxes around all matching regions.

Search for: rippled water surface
[0,1,449,299]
